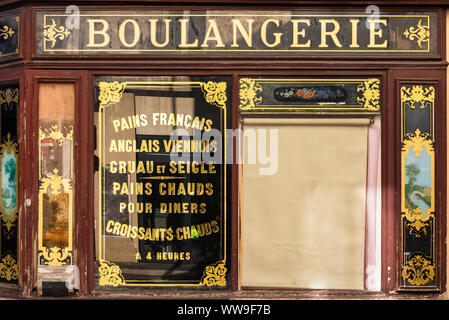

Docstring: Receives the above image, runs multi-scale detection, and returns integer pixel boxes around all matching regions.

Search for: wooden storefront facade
[0,0,447,299]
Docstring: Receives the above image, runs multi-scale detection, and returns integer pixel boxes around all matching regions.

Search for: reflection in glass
[38,83,74,266]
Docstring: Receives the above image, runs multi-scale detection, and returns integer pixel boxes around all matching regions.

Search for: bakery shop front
[0,0,447,299]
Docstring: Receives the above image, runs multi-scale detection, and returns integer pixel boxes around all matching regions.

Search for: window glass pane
[0,83,19,283]
[38,83,75,266]
[94,76,231,287]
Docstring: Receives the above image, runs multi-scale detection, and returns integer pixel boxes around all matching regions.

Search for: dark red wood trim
[21,70,87,297]
[389,68,446,293]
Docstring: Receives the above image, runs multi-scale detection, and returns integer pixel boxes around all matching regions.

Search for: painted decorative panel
[0,12,19,60]
[239,78,380,111]
[400,83,437,289]
[35,11,439,57]
[0,83,18,283]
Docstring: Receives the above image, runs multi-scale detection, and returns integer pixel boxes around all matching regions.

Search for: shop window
[0,83,19,282]
[239,78,382,290]
[38,83,75,266]
[93,76,231,288]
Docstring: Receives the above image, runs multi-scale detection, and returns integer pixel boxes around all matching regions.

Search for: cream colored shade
[240,118,369,289]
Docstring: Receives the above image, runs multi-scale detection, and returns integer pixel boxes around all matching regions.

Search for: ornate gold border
[238,78,381,111]
[97,80,228,287]
[401,85,435,110]
[0,253,18,281]
[400,84,436,286]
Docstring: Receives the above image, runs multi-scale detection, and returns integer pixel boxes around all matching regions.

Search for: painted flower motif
[98,81,127,110]
[402,128,433,157]
[201,81,227,109]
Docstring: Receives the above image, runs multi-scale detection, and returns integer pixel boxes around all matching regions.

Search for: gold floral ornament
[0,88,18,106]
[357,78,380,111]
[99,260,125,287]
[39,246,72,266]
[239,78,263,110]
[401,85,435,109]
[0,25,14,40]
[402,129,434,157]
[200,81,227,109]
[403,19,430,49]
[43,19,70,48]
[98,81,127,110]
[401,254,435,286]
[199,260,227,287]
[40,168,72,195]
[402,208,434,237]
[0,254,18,281]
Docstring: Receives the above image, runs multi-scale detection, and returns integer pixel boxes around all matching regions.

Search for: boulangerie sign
[35,10,438,56]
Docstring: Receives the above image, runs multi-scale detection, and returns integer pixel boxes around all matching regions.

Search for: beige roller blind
[240,118,369,290]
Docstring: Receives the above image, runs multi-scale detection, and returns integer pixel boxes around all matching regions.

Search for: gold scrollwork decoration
[98,81,127,110]
[200,81,227,109]
[0,88,18,106]
[0,25,14,40]
[401,254,435,286]
[199,260,227,287]
[0,254,18,281]
[39,246,72,266]
[403,19,430,49]
[40,168,72,195]
[402,208,434,237]
[0,212,17,232]
[357,78,380,111]
[39,125,73,146]
[43,19,70,48]
[401,85,435,109]
[402,129,434,157]
[239,78,263,110]
[98,260,125,287]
